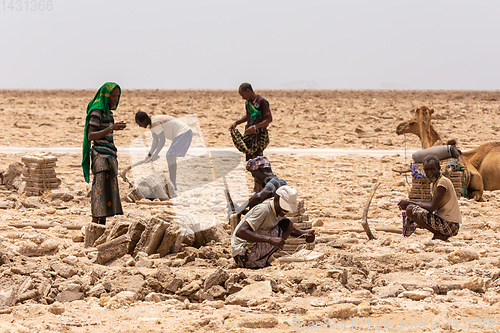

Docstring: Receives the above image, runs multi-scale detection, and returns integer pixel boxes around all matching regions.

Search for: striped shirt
[264,175,287,198]
[88,109,117,158]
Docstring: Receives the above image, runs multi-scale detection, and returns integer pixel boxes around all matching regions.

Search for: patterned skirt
[91,155,123,218]
[230,127,269,160]
[403,205,459,237]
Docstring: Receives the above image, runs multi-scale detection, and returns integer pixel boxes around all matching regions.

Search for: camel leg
[467,171,484,201]
[460,156,484,201]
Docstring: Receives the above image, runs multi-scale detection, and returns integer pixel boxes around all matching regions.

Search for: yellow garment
[431,175,462,224]
[231,200,280,257]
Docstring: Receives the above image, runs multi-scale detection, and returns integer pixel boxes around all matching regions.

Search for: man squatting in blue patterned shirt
[239,156,287,213]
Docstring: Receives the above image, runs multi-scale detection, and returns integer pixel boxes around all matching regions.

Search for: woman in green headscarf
[82,82,127,225]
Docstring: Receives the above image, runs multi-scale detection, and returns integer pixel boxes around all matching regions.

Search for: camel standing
[395,105,500,200]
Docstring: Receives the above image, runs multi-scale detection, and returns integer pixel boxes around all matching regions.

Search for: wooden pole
[9,223,83,230]
[361,182,380,240]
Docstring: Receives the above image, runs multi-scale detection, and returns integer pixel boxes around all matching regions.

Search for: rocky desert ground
[0,89,499,332]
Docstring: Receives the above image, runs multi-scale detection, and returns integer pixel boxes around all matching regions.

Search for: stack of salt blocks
[276,199,315,256]
[21,155,60,196]
[409,160,463,202]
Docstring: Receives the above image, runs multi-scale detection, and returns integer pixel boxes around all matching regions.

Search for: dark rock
[164,278,184,293]
[204,268,229,291]
[176,281,201,296]
[51,192,74,202]
[207,285,226,298]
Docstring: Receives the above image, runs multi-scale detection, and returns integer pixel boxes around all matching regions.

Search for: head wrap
[245,156,271,171]
[276,185,298,213]
[81,82,121,183]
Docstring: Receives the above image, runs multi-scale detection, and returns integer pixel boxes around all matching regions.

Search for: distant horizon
[1,88,499,92]
[2,1,500,91]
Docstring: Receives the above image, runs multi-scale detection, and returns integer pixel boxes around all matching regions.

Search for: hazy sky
[1,0,499,90]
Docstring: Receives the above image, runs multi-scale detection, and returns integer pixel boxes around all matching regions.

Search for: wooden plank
[9,223,83,230]
[22,156,57,163]
[135,200,171,206]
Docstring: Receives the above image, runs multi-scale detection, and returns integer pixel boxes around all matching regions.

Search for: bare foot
[432,234,449,242]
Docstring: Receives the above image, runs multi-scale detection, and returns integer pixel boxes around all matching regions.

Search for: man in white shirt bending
[135,111,193,190]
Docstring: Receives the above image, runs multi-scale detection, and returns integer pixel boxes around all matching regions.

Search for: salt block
[55,291,84,303]
[191,221,227,248]
[157,220,182,257]
[447,249,479,263]
[203,268,229,291]
[48,301,65,315]
[0,288,16,308]
[49,261,78,279]
[463,277,485,293]
[106,221,130,242]
[127,219,147,254]
[278,249,325,263]
[238,315,279,329]
[399,289,433,300]
[306,303,357,321]
[18,239,59,256]
[96,234,131,264]
[225,281,272,306]
[84,223,106,248]
[134,216,169,256]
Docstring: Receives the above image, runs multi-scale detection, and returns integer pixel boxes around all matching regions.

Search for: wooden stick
[342,227,403,235]
[135,200,171,206]
[392,168,411,174]
[8,223,83,230]
[361,182,380,240]
[375,227,403,234]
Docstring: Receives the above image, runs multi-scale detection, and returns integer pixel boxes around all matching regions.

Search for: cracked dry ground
[0,89,499,332]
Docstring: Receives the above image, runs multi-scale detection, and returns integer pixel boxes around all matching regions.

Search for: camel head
[396,105,441,149]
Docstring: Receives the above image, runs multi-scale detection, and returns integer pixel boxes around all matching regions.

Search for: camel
[395,105,500,200]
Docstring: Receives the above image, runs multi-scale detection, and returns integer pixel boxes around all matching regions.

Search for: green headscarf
[81,82,121,183]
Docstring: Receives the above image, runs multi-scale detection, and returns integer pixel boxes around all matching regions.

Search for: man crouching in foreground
[398,155,462,241]
[231,186,315,268]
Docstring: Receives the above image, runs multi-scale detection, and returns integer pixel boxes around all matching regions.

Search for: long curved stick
[361,182,380,240]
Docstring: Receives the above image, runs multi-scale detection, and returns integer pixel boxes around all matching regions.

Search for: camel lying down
[396,105,500,201]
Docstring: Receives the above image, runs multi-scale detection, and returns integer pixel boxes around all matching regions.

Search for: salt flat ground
[0,90,499,332]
